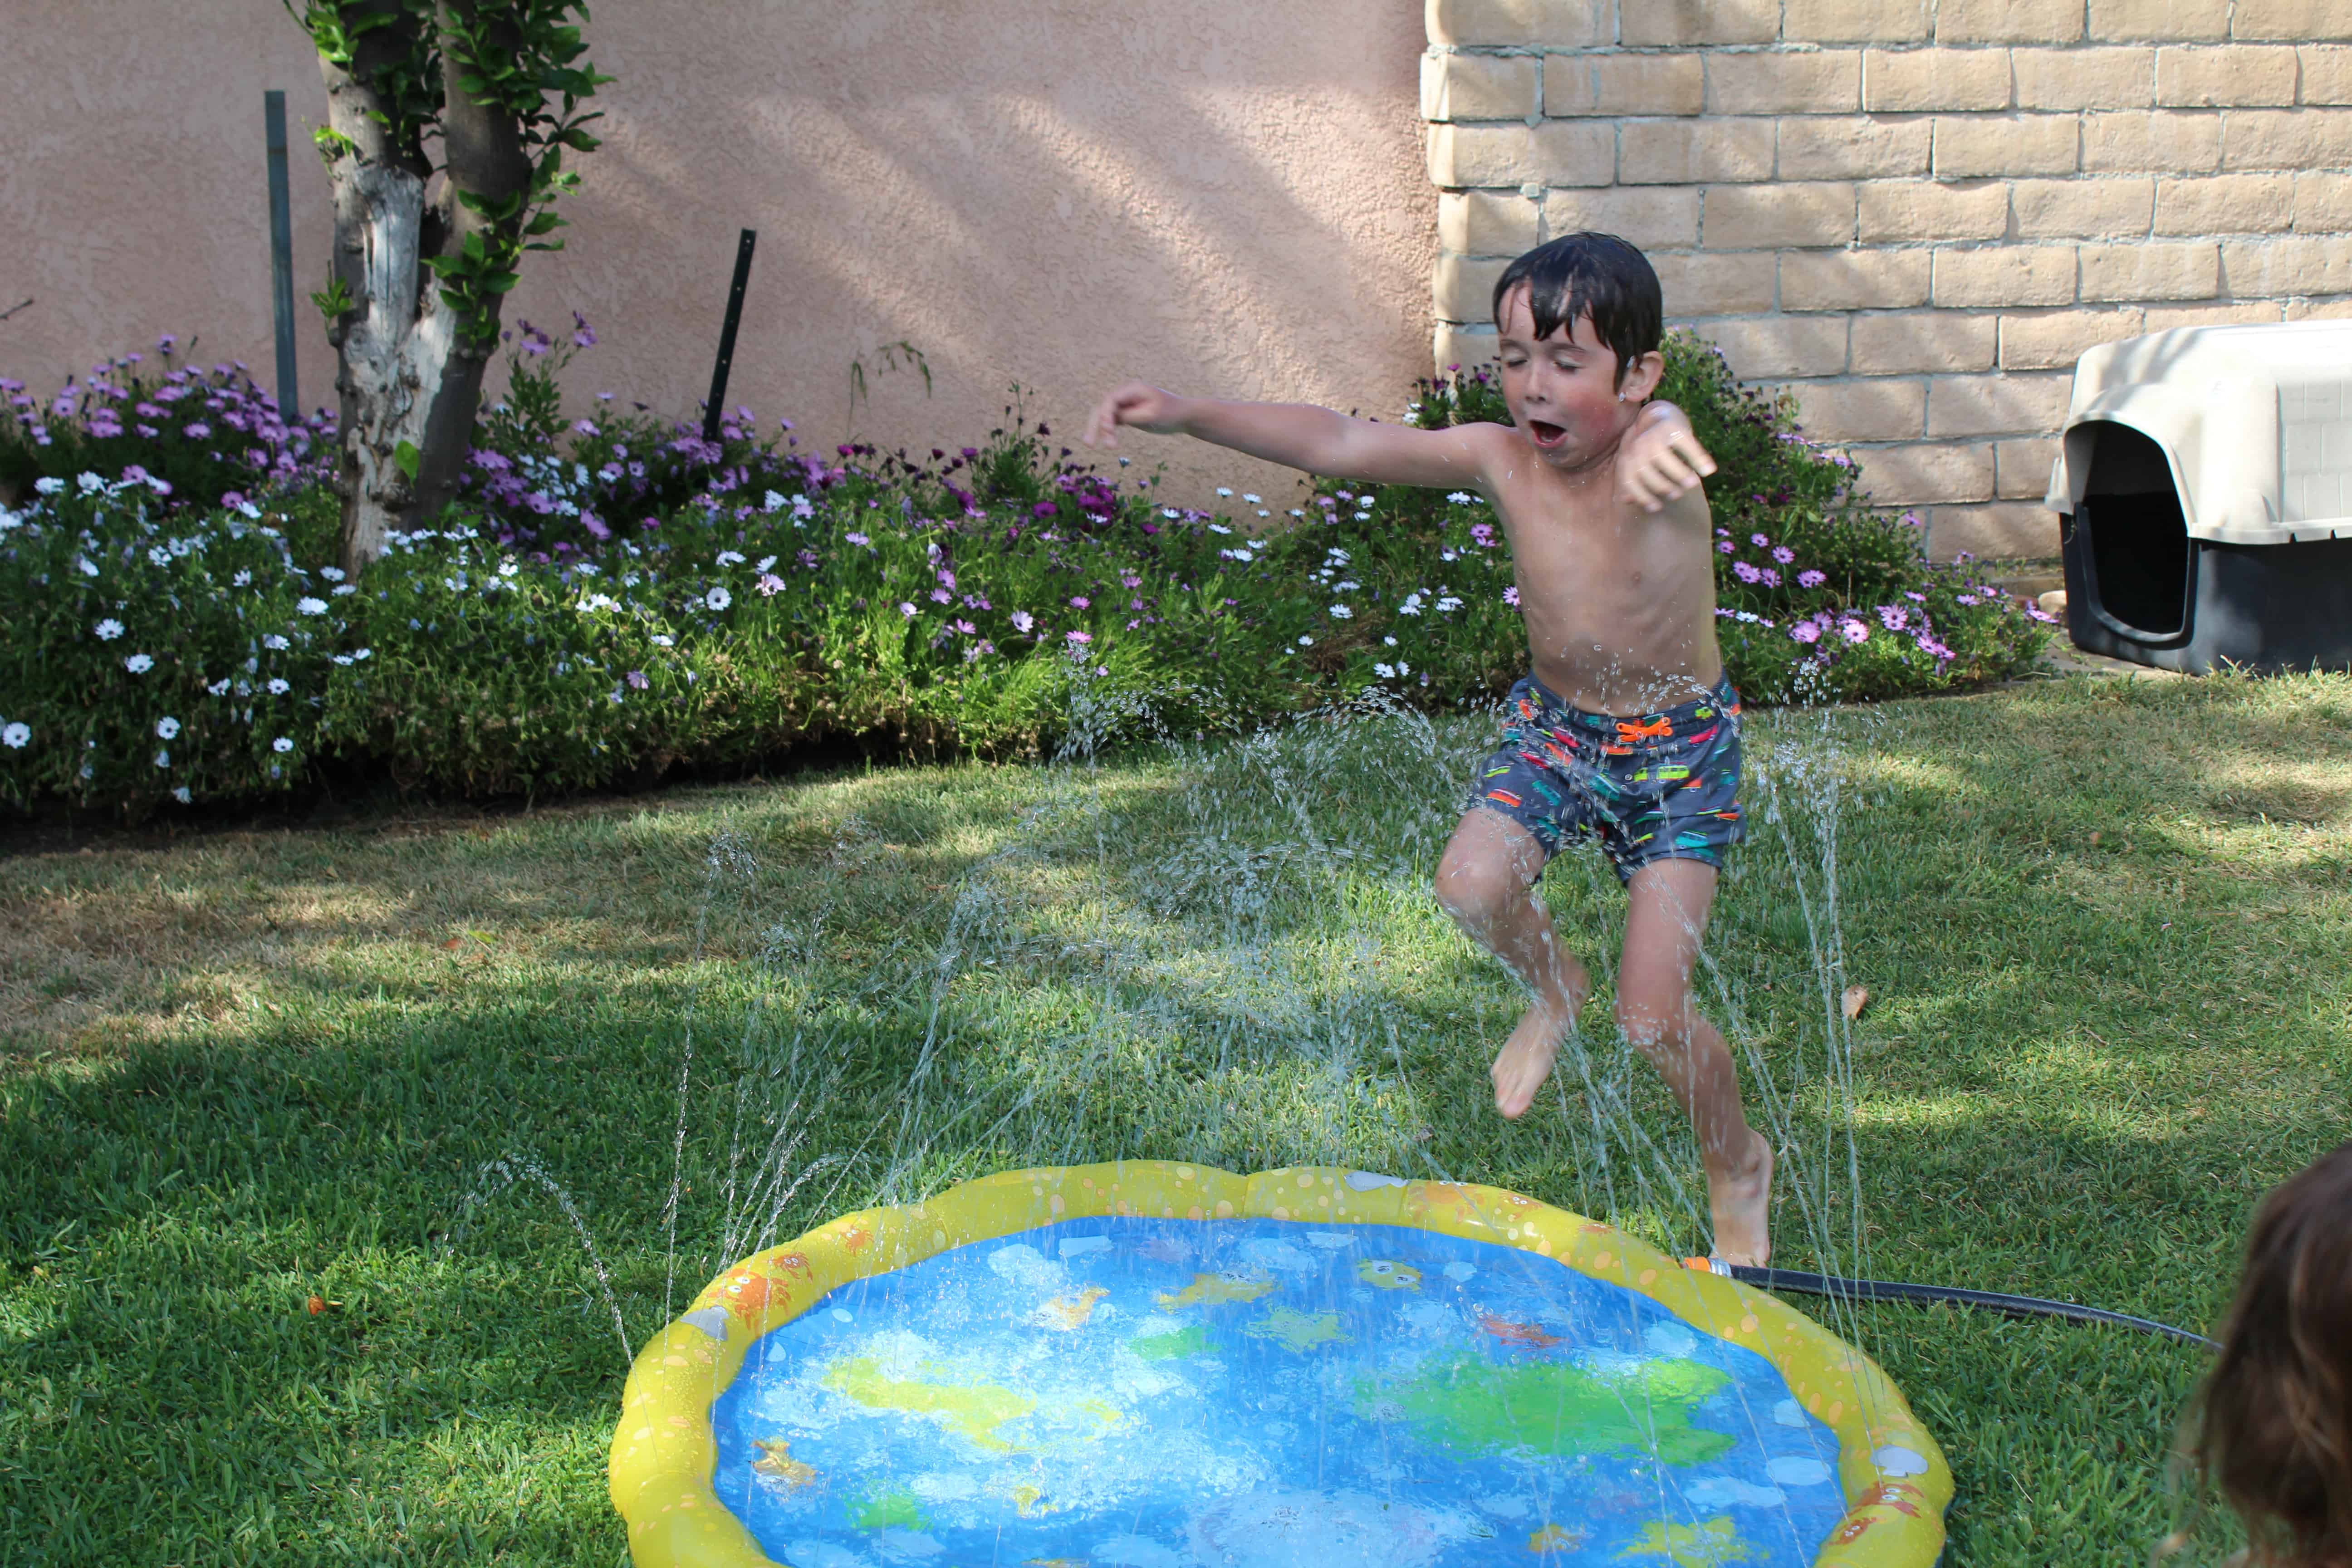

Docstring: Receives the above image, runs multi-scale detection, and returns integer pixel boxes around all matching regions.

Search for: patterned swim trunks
[1470,673,1744,883]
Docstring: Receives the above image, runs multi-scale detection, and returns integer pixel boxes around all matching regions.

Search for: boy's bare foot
[1709,1129,1774,1267]
[1490,983,1587,1119]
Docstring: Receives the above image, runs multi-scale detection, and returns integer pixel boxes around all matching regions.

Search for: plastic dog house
[2045,322,2352,674]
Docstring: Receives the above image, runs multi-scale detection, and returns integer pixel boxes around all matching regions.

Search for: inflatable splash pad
[610,1163,1951,1567]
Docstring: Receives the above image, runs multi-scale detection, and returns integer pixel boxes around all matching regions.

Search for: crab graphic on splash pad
[609,1163,1950,1567]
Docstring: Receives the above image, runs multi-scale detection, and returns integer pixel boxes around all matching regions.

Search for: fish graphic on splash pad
[1527,1522,1590,1555]
[1155,1272,1276,1310]
[1617,1515,1755,1567]
[1475,1309,1565,1350]
[1241,1306,1348,1352]
[1354,1258,1421,1290]
[1034,1285,1108,1331]
[749,1439,816,1491]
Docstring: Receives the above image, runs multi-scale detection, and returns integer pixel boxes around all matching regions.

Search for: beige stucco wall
[1426,0,2352,560]
[2,2,1436,513]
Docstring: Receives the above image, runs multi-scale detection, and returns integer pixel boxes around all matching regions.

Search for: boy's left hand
[1618,403,1717,514]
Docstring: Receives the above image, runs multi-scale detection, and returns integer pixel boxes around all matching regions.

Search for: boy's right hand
[1083,383,1189,449]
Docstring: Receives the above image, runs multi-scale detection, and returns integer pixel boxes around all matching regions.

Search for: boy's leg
[1434,807,1592,1119]
[1617,856,1773,1266]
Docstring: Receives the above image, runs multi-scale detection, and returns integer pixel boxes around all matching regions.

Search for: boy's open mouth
[1526,419,1567,448]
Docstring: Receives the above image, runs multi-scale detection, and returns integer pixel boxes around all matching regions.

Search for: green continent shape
[822,1355,1035,1454]
[1130,1323,1213,1361]
[855,1485,930,1532]
[1616,1515,1753,1566]
[1244,1306,1348,1353]
[1364,1357,1735,1465]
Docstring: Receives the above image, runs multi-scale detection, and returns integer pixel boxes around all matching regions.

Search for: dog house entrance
[2077,422,2191,642]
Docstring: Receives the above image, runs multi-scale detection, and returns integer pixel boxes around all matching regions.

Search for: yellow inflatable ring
[610,1161,1951,1566]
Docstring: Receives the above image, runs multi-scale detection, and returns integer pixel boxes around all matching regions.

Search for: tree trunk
[318,3,529,576]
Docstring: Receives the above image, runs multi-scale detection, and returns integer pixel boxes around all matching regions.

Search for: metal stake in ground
[701,229,758,444]
[264,90,299,421]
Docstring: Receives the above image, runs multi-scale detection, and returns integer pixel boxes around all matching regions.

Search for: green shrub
[0,477,348,810]
[1,328,2053,815]
[0,338,336,515]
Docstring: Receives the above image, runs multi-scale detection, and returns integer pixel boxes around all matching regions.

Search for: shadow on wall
[472,1,1442,511]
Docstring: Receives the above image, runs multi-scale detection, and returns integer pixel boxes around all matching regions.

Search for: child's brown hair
[2185,1140,2352,1566]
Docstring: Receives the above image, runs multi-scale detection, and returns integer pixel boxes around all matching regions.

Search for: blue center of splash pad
[709,1215,1845,1566]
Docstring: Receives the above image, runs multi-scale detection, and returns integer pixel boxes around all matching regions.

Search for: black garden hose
[1714,1264,2219,1352]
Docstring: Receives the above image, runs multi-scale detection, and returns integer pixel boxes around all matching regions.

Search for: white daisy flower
[95,618,124,641]
[1,721,28,749]
[125,653,155,673]
[706,586,732,611]
[155,716,180,740]
[272,736,294,754]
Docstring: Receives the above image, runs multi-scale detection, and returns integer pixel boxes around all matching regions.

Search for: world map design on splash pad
[707,1217,1848,1568]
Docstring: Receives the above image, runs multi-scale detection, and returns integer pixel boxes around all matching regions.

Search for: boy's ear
[1618,349,1666,402]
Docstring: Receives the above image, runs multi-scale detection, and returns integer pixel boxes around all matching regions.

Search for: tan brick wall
[1423,0,2352,560]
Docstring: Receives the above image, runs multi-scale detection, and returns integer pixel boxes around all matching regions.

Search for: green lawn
[3,670,2348,1565]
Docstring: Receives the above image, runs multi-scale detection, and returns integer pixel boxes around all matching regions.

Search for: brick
[1936,0,2082,45]
[2231,0,2352,44]
[1790,377,1929,439]
[1857,179,2010,241]
[2282,295,2352,318]
[1927,502,2060,559]
[1851,311,1999,372]
[2082,110,2223,172]
[2078,240,2220,299]
[1440,190,1541,255]
[1542,186,1704,247]
[1429,121,1617,188]
[2013,176,2156,238]
[1998,307,2148,369]
[2013,48,2155,111]
[1432,322,1500,376]
[1925,371,2073,436]
[1785,0,1931,43]
[1862,47,2010,111]
[1422,51,1539,121]
[1427,0,1605,47]
[1934,114,2079,177]
[2304,47,2352,106]
[1704,182,1861,247]
[2087,0,2227,42]
[1545,54,1707,117]
[1861,440,1995,503]
[1691,315,1852,379]
[1778,115,1933,178]
[1706,51,1864,115]
[2223,109,2352,172]
[1619,119,1776,183]
[1781,247,1933,308]
[2142,299,2285,328]
[2154,174,2296,235]
[1619,0,1780,48]
[2156,46,2299,108]
[1651,251,1779,313]
[2220,235,2352,296]
[1995,436,2060,497]
[1434,253,1512,320]
[1933,245,2080,307]
[2293,172,2352,233]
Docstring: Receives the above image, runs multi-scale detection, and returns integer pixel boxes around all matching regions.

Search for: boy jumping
[1084,232,1773,1264]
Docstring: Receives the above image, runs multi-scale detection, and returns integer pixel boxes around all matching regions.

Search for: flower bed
[0,328,2050,814]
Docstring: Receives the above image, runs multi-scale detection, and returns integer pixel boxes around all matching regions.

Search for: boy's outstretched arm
[1617,401,1717,514]
[1084,382,1497,490]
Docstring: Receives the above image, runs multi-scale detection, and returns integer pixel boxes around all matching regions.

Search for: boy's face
[1493,285,1663,471]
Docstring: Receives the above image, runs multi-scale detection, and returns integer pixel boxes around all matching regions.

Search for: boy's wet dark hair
[2180,1140,2352,1566]
[1490,232,1663,387]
